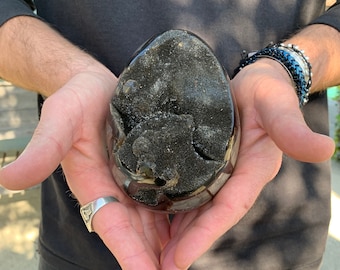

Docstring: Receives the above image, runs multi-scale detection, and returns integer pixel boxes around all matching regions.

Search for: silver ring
[80,196,119,232]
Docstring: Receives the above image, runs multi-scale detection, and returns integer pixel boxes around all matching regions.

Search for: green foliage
[331,86,340,161]
[334,113,340,161]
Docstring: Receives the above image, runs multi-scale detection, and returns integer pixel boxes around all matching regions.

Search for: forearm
[0,16,115,96]
[286,24,340,92]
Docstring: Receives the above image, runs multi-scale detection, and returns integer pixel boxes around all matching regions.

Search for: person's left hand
[160,60,335,270]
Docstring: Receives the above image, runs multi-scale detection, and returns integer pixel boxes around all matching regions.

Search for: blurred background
[1,1,339,269]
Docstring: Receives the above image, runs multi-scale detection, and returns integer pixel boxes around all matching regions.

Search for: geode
[108,30,240,212]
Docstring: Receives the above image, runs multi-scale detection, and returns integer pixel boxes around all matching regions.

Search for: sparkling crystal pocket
[108,30,240,212]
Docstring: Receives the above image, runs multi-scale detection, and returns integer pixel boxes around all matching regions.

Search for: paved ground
[0,188,40,269]
[0,80,339,269]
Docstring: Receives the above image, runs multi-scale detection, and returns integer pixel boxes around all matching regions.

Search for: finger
[93,202,161,269]
[62,156,161,269]
[162,137,282,269]
[61,143,163,269]
[162,175,272,269]
[255,83,335,162]
[154,213,171,248]
[135,206,170,258]
[0,92,76,190]
[160,210,201,269]
[170,210,201,238]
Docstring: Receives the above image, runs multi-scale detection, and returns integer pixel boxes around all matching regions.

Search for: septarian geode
[108,30,240,212]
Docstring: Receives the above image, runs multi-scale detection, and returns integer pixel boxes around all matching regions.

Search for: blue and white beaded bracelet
[237,43,312,107]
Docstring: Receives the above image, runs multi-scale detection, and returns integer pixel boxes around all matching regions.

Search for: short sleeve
[0,0,37,27]
[311,3,340,31]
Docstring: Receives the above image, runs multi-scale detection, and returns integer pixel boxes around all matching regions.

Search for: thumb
[0,92,76,190]
[256,85,335,162]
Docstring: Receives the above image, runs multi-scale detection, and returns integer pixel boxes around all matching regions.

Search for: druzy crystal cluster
[108,30,239,212]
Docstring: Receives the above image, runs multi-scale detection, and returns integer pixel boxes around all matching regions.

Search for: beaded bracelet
[237,43,312,107]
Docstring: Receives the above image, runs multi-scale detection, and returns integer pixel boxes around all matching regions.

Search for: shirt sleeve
[311,2,340,31]
[0,0,37,27]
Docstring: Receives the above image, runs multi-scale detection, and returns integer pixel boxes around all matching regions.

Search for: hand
[160,59,335,269]
[0,70,171,269]
[0,60,335,270]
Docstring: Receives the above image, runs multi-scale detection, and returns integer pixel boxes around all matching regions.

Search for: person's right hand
[0,70,171,269]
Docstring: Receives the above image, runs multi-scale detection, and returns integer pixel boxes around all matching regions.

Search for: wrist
[237,58,292,83]
[232,57,305,112]
[77,60,118,89]
[255,58,294,84]
[236,42,312,107]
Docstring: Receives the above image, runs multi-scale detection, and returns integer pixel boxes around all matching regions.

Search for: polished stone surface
[109,30,239,211]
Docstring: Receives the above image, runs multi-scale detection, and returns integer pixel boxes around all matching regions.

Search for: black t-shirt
[1,1,339,269]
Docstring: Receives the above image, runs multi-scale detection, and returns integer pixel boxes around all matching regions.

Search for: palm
[160,62,335,269]
[0,72,170,269]
[161,90,283,270]
[46,73,173,269]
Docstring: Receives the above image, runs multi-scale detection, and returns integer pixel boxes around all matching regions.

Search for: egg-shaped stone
[108,29,240,212]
